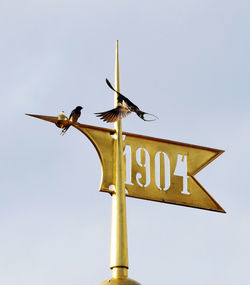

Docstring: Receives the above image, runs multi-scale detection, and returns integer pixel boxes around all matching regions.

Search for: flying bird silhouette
[95,79,158,123]
[61,106,83,135]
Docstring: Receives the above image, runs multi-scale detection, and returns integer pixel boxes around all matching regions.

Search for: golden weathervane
[26,41,225,285]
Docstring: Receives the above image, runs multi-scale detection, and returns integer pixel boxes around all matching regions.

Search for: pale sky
[0,1,250,284]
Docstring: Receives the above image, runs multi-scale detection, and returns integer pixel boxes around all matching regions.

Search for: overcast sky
[0,1,250,284]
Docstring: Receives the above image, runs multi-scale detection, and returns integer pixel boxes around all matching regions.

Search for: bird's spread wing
[105,79,124,97]
[106,78,139,110]
[95,106,131,122]
[104,78,158,122]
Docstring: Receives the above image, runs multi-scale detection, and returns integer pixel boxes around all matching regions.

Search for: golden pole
[110,40,128,277]
[99,41,140,285]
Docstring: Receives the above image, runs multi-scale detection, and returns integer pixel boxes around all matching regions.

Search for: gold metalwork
[98,277,141,285]
[26,41,225,285]
[120,132,225,213]
[109,40,129,277]
[25,113,225,213]
[55,111,69,128]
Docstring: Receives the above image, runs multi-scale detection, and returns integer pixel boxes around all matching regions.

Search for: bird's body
[95,79,158,123]
[68,107,82,123]
[61,106,83,135]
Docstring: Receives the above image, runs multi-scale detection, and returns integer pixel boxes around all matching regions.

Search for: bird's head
[76,106,83,111]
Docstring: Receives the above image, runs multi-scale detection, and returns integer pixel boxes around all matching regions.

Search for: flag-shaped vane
[26,114,225,213]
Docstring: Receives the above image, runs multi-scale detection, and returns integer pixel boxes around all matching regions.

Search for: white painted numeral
[123,145,133,185]
[136,148,150,187]
[174,154,190,195]
[124,145,189,195]
[155,151,170,191]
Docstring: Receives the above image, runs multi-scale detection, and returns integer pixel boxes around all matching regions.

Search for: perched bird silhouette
[95,79,158,123]
[61,106,83,135]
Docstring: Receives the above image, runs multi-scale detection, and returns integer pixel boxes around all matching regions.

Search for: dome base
[99,277,141,285]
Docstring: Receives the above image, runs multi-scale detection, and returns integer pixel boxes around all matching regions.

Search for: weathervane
[26,41,225,285]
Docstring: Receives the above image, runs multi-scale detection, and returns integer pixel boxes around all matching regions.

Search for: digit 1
[123,145,133,185]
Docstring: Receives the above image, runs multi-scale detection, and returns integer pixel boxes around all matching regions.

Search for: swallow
[95,79,158,123]
[61,106,83,135]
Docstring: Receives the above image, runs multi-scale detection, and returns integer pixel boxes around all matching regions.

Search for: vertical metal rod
[110,40,129,279]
